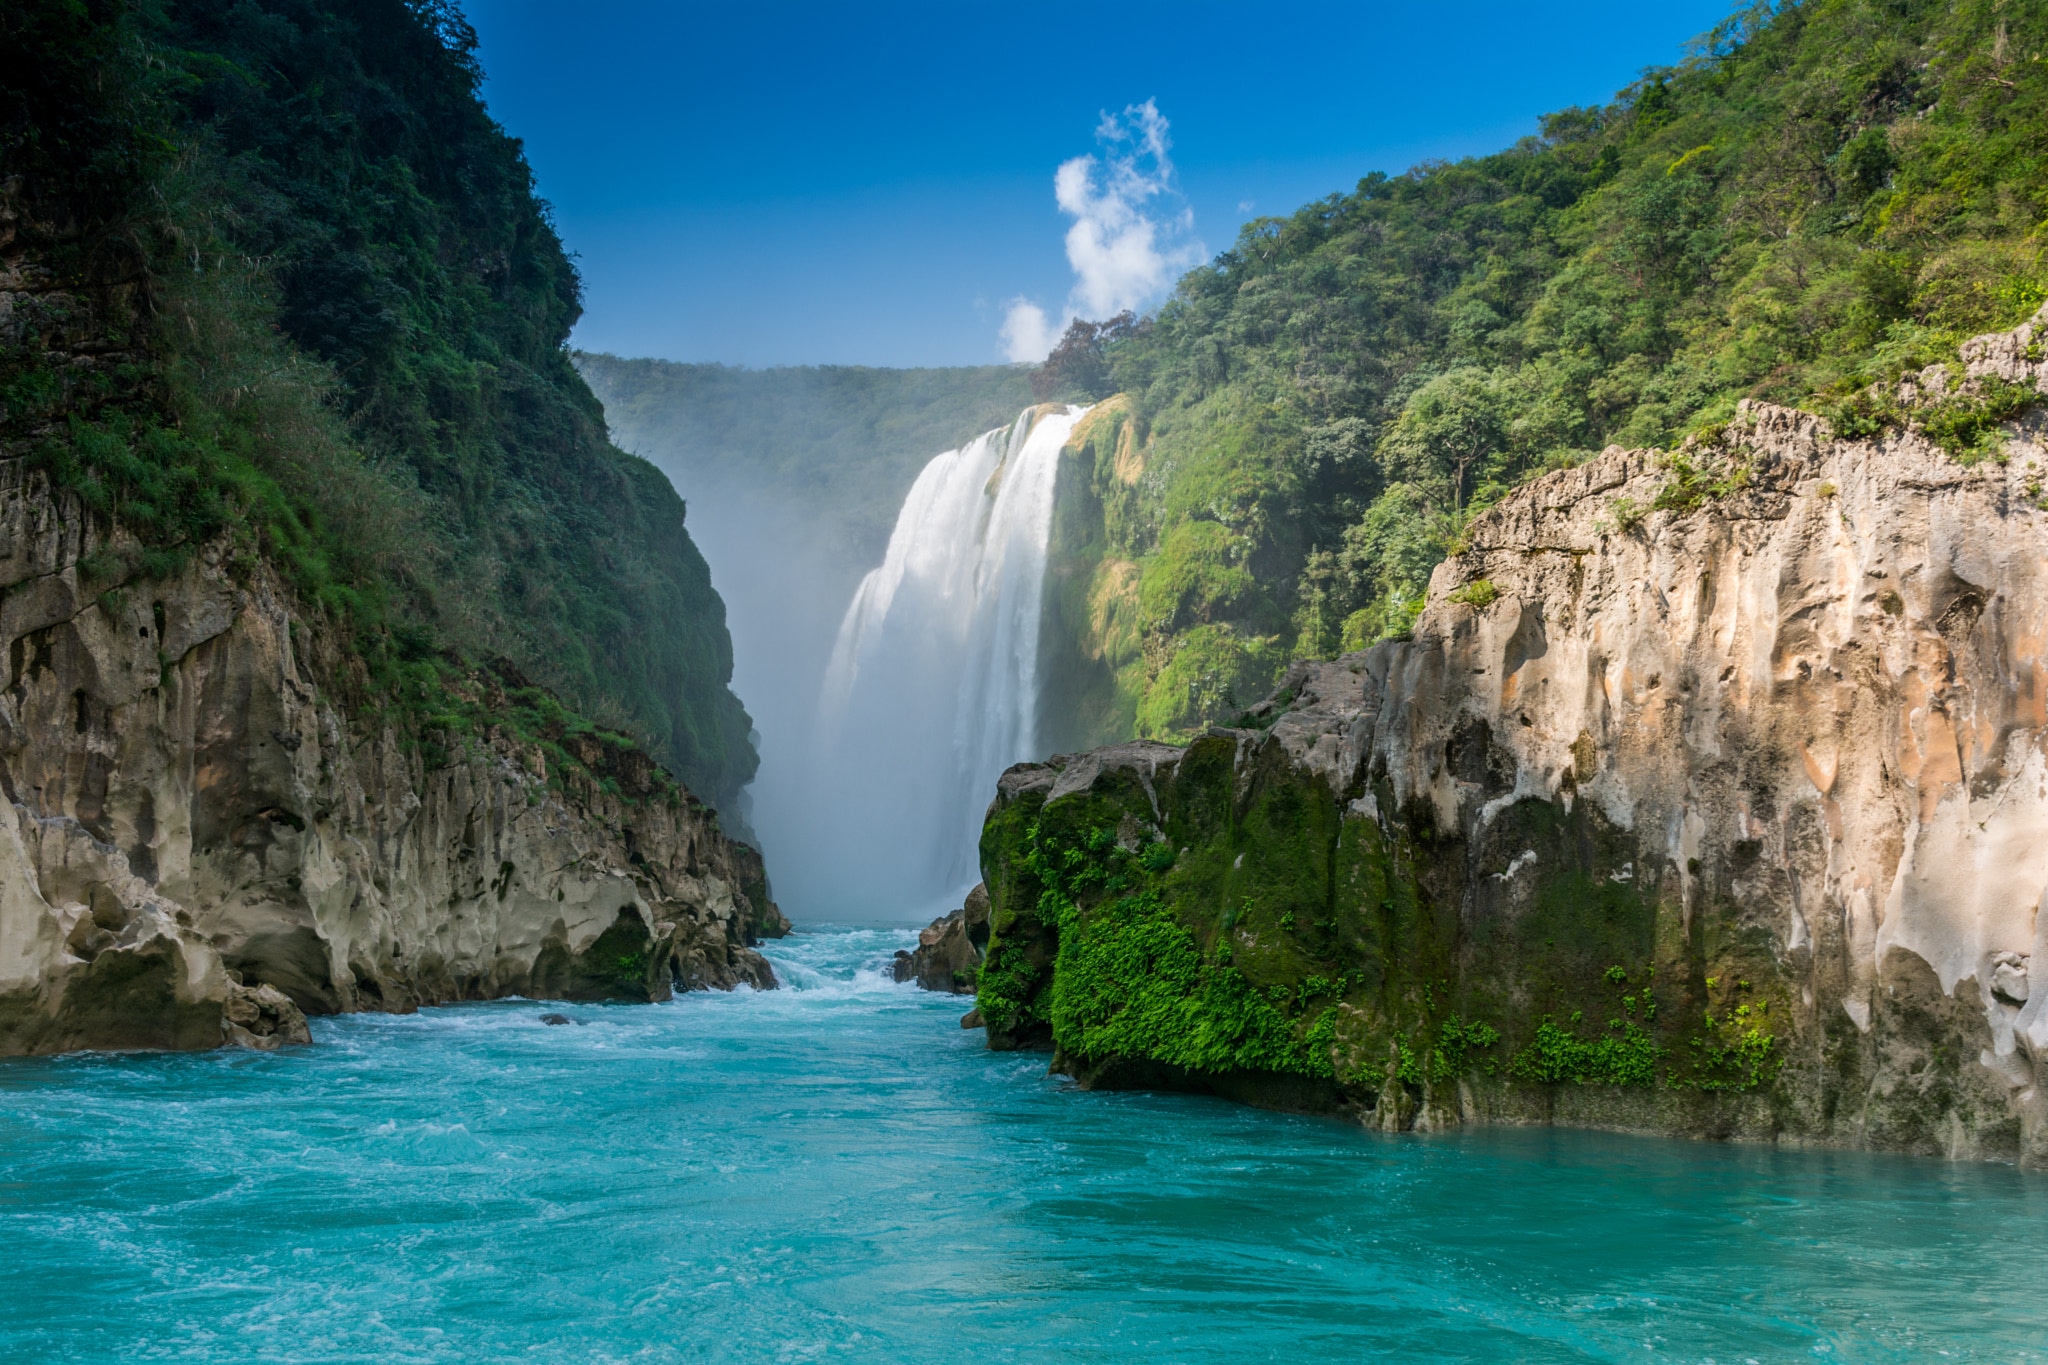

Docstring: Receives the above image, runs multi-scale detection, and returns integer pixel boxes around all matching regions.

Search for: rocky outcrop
[892,883,988,993]
[975,310,2048,1164]
[0,463,785,1055]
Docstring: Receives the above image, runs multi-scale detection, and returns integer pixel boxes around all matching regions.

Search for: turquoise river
[3,926,2044,1362]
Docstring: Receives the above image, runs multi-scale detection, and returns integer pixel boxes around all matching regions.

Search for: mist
[576,355,1031,921]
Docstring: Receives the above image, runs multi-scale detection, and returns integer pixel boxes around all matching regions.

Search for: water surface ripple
[1,926,2041,1362]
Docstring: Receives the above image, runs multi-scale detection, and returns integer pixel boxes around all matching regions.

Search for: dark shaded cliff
[2,0,757,812]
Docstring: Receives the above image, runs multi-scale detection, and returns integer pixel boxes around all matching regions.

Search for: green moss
[1508,1018,1662,1086]
[1138,520,1259,633]
[978,735,1804,1104]
[1137,624,1285,738]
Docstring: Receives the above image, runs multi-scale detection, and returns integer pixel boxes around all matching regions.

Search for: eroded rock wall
[0,462,784,1055]
[976,313,2048,1163]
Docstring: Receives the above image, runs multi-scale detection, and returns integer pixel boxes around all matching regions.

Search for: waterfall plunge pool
[2,925,2042,1363]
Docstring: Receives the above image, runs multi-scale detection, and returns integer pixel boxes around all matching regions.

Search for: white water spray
[806,404,1086,917]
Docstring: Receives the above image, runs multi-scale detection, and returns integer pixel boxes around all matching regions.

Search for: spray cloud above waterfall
[1001,100,1205,363]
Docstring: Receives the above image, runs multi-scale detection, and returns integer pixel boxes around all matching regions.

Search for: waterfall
[806,403,1086,917]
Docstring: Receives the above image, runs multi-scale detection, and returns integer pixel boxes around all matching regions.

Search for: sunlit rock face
[1410,382,2048,1154]
[0,462,783,1056]
[977,311,2048,1163]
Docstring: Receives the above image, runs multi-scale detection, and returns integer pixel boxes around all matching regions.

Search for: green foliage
[1031,312,1141,403]
[1652,445,1752,514]
[1430,1017,1503,1082]
[1918,373,2038,461]
[1446,578,1499,609]
[1137,623,1285,738]
[0,0,171,261]
[1509,1017,1663,1086]
[1680,997,1784,1092]
[1057,0,2048,729]
[1376,368,1513,514]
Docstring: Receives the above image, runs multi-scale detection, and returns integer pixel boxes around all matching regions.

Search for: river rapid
[2,926,2043,1363]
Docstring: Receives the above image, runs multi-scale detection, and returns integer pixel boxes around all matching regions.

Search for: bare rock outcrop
[892,883,989,993]
[0,462,783,1055]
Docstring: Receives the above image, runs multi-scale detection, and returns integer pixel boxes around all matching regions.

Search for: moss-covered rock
[975,723,1735,1126]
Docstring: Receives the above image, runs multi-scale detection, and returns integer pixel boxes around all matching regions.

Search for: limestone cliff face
[0,464,785,1055]
[976,312,2048,1164]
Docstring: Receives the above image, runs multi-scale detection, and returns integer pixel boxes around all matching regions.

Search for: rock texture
[892,883,988,993]
[977,310,2048,1164]
[0,462,787,1055]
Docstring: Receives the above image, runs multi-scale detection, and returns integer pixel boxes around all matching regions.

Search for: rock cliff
[0,464,786,1055]
[975,311,2048,1163]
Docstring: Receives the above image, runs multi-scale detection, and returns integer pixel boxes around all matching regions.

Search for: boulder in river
[892,884,989,994]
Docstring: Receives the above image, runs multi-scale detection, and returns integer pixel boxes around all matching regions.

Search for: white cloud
[999,298,1060,364]
[1001,99,1204,363]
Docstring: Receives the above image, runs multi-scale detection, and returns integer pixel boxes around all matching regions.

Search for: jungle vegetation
[1040,0,2048,737]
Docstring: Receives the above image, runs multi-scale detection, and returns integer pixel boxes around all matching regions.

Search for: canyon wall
[0,463,785,1055]
[974,314,2048,1163]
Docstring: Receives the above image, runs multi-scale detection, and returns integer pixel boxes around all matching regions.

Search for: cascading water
[804,403,1086,917]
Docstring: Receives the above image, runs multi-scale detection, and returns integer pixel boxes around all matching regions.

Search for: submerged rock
[892,884,989,994]
[973,306,2048,1165]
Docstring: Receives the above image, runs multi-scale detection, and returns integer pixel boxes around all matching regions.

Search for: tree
[1031,311,1141,402]
[1376,369,1510,514]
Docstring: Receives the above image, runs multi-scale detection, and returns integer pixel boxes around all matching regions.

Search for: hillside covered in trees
[1,0,756,809]
[1037,0,2048,739]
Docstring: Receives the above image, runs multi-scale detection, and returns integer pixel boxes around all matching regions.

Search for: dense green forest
[1040,0,2048,738]
[0,0,755,810]
[579,355,1031,572]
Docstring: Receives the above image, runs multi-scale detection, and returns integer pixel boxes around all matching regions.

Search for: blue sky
[465,1,1736,368]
